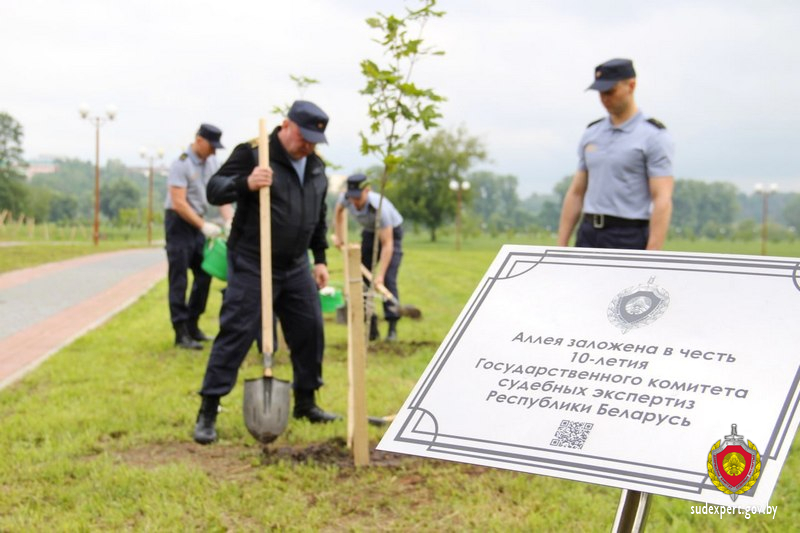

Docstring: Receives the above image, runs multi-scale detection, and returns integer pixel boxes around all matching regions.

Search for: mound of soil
[112,438,417,481]
[261,437,409,468]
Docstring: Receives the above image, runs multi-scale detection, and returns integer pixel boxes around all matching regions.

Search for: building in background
[24,156,60,180]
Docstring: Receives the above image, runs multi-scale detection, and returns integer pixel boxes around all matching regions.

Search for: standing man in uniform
[165,124,233,350]
[332,174,404,341]
[557,58,675,250]
[193,101,340,445]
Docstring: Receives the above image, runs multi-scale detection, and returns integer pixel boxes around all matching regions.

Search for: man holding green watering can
[164,124,233,350]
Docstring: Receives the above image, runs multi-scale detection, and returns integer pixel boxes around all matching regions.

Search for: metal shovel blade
[243,376,291,443]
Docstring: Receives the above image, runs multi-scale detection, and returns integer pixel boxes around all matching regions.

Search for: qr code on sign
[550,420,593,449]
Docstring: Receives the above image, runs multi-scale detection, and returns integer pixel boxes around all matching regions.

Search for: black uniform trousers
[200,250,324,397]
[576,219,649,250]
[361,225,403,322]
[165,210,211,325]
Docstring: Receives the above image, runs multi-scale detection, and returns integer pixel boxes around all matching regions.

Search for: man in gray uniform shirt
[165,124,233,349]
[557,58,675,250]
[332,174,404,341]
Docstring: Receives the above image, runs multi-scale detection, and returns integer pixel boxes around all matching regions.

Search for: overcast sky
[2,0,799,196]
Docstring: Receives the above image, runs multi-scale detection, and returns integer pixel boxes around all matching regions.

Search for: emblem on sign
[607,276,669,333]
[707,424,761,501]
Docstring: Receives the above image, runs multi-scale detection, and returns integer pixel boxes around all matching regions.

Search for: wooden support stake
[343,210,353,443]
[346,244,369,466]
[341,209,349,298]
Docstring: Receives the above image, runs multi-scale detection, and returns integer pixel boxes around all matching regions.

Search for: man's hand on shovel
[360,264,422,319]
[242,118,292,444]
[246,166,273,191]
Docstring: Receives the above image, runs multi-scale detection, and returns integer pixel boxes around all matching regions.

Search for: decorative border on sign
[392,248,800,496]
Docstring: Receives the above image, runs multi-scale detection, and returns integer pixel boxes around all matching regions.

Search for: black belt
[583,214,649,229]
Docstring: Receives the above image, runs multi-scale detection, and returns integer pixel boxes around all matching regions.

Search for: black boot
[369,314,380,341]
[293,389,342,423]
[386,320,398,342]
[186,319,212,342]
[174,322,203,350]
[193,395,220,444]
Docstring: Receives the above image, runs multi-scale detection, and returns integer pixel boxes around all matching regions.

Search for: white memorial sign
[378,246,800,508]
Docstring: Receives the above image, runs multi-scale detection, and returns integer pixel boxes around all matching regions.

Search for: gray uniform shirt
[578,110,674,220]
[164,145,219,216]
[337,191,403,230]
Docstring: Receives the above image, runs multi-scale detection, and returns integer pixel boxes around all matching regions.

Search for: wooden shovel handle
[258,119,274,370]
[359,263,397,303]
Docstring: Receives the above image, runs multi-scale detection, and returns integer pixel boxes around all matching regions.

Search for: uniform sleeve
[167,158,188,189]
[206,143,255,206]
[576,129,591,172]
[379,203,395,229]
[645,130,675,178]
[372,194,401,228]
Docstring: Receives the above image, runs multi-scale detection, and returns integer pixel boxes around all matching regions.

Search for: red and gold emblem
[707,424,761,501]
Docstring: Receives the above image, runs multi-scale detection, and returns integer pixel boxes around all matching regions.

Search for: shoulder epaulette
[646,118,667,129]
[587,118,604,128]
[179,153,188,161]
[248,137,259,148]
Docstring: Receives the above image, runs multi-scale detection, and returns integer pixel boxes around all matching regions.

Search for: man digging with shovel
[193,101,340,445]
[332,174,405,341]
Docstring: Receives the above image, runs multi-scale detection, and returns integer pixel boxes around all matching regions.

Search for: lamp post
[79,103,117,245]
[139,147,164,245]
[449,179,470,251]
[754,182,778,256]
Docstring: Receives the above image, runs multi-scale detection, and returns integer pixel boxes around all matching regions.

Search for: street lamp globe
[78,103,117,245]
[462,181,471,191]
[449,179,459,191]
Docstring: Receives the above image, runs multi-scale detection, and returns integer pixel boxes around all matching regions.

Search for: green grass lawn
[0,234,797,531]
[0,224,161,274]
[0,241,159,274]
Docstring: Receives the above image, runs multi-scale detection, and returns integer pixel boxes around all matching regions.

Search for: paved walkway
[0,248,167,390]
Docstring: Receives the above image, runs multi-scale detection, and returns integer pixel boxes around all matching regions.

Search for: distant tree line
[5,156,163,227]
[360,128,799,243]
[1,112,165,226]
[27,158,163,225]
[0,112,28,215]
[3,111,798,241]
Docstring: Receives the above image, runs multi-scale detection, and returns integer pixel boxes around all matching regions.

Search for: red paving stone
[0,252,166,389]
